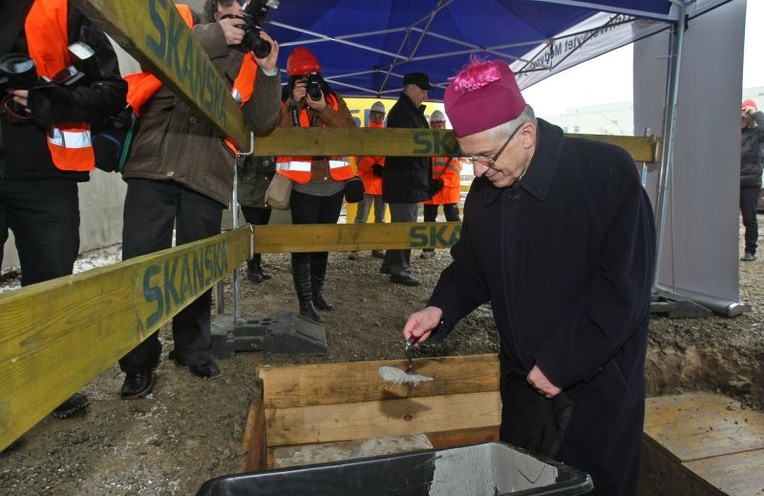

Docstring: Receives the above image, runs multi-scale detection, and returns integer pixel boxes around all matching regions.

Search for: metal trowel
[378,339,433,386]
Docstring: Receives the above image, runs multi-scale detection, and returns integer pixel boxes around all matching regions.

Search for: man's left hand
[527,365,562,398]
[254,30,279,74]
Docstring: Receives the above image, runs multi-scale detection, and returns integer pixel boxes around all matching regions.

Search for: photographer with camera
[116,0,281,399]
[0,0,127,418]
[275,46,356,322]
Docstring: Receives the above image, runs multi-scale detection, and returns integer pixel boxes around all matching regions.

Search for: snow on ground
[0,244,122,294]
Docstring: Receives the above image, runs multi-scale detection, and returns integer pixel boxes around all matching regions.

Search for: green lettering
[163,257,181,315]
[142,265,163,329]
[146,0,167,59]
[412,130,431,155]
[193,249,204,292]
[166,13,185,80]
[409,225,428,248]
[179,253,193,302]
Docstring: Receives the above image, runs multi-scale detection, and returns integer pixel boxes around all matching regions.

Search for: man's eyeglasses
[369,112,385,121]
[468,123,523,167]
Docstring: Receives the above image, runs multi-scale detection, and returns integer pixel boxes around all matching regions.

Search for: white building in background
[542,101,634,136]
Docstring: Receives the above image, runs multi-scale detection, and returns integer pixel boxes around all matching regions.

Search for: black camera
[305,72,322,101]
[1,42,97,118]
[225,0,279,58]
[0,53,39,94]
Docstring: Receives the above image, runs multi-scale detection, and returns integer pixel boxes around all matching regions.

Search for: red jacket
[356,120,385,195]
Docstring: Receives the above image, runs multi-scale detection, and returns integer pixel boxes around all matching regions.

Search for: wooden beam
[252,128,661,163]
[73,0,249,147]
[265,391,502,447]
[0,227,251,451]
[257,354,499,409]
[254,222,462,254]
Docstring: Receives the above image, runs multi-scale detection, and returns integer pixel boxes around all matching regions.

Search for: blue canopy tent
[258,0,748,316]
[262,0,726,98]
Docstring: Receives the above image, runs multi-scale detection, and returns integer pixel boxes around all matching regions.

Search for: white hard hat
[370,101,386,114]
[430,110,446,122]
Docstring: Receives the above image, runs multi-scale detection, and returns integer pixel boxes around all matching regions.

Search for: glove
[372,164,384,177]
[27,84,75,128]
[262,156,277,176]
[429,178,444,196]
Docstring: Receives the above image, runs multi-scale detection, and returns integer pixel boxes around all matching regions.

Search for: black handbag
[92,107,138,173]
[344,176,365,203]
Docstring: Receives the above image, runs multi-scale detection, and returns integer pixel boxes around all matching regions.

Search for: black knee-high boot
[292,253,321,322]
[311,253,333,311]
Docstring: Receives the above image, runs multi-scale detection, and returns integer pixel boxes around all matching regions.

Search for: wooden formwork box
[242,354,503,471]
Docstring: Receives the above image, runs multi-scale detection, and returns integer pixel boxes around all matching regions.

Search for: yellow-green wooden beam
[0,227,251,451]
[253,128,661,163]
[72,0,249,147]
[253,222,461,254]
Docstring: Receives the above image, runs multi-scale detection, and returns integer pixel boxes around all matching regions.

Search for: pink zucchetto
[444,59,526,138]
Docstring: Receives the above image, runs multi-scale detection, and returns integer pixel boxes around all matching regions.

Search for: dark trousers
[423,203,460,223]
[289,188,343,276]
[241,205,271,226]
[119,179,223,373]
[383,202,419,276]
[740,187,759,255]
[0,180,80,286]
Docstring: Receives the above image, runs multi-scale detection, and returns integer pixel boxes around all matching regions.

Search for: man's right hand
[403,306,443,346]
[219,17,246,46]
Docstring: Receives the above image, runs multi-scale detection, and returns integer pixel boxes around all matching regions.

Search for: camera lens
[252,36,271,58]
[0,53,38,89]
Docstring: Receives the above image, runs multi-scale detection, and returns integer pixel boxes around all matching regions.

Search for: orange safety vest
[276,93,354,184]
[356,120,385,195]
[25,0,94,171]
[123,4,257,154]
[423,156,462,205]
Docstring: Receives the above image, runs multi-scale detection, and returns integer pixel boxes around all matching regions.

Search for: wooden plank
[242,386,268,472]
[253,128,661,163]
[254,222,462,254]
[73,0,249,147]
[644,392,764,462]
[271,434,433,469]
[257,354,499,409]
[0,227,252,451]
[265,391,502,447]
[684,449,764,496]
[426,426,500,450]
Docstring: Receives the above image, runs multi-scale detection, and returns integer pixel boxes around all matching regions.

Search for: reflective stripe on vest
[276,93,354,183]
[25,0,94,171]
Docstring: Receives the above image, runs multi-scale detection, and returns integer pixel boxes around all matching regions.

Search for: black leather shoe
[187,360,221,379]
[52,392,89,418]
[247,267,265,283]
[390,274,421,286]
[120,371,154,399]
[380,265,392,275]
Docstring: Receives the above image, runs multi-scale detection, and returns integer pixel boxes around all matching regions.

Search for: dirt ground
[1,227,762,496]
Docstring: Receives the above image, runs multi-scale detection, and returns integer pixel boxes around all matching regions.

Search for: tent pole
[653,1,688,289]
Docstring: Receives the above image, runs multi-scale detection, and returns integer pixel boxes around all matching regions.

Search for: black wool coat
[381,92,432,203]
[428,119,656,496]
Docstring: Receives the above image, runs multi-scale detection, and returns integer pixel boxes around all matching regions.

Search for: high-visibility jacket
[25,0,94,171]
[355,120,385,195]
[276,93,354,184]
[423,156,462,205]
[123,4,256,154]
